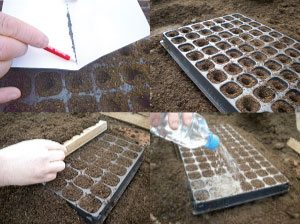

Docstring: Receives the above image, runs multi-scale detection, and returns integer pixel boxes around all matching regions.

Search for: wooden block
[64,120,107,157]
[101,112,150,130]
[287,137,300,155]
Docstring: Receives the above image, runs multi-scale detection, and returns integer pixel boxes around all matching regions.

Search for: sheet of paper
[2,0,150,70]
[3,0,77,70]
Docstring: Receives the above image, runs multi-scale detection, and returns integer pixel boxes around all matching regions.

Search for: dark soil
[252,67,270,80]
[263,177,276,186]
[0,113,149,224]
[203,46,219,55]
[236,95,261,112]
[151,113,300,224]
[220,82,243,99]
[271,100,294,112]
[265,60,282,71]
[79,194,102,213]
[251,179,265,189]
[286,90,300,106]
[102,172,120,186]
[62,184,83,201]
[74,175,94,189]
[91,182,112,199]
[207,70,228,84]
[226,49,243,58]
[275,55,292,64]
[212,55,229,64]
[224,63,242,75]
[186,51,204,61]
[196,60,215,72]
[253,86,275,103]
[262,47,278,56]
[239,58,256,68]
[216,42,231,50]
[237,74,258,88]
[280,70,298,83]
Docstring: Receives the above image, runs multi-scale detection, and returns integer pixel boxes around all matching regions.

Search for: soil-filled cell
[128,144,142,153]
[186,51,203,61]
[100,92,130,112]
[123,150,138,159]
[35,100,66,113]
[109,164,127,176]
[259,26,271,32]
[222,23,233,29]
[274,175,287,183]
[207,70,227,84]
[263,177,276,186]
[48,178,67,191]
[212,55,229,64]
[74,175,94,189]
[188,172,201,180]
[239,34,253,42]
[193,39,209,47]
[272,41,286,50]
[192,24,204,30]
[202,170,214,177]
[239,44,254,53]
[249,30,262,36]
[203,21,215,27]
[281,37,294,45]
[194,190,210,201]
[223,16,234,21]
[253,86,275,103]
[203,46,219,55]
[171,37,186,44]
[79,194,102,213]
[294,43,300,51]
[228,37,243,45]
[211,26,223,32]
[179,27,192,34]
[237,74,258,88]
[250,39,264,48]
[109,145,124,154]
[116,156,133,168]
[240,25,252,31]
[196,60,215,72]
[70,159,88,170]
[262,47,278,56]
[85,165,103,178]
[241,181,253,191]
[102,172,120,186]
[206,35,221,42]
[275,54,292,64]
[184,158,195,164]
[291,63,300,73]
[166,31,179,37]
[91,183,112,199]
[286,90,300,106]
[226,49,242,59]
[65,70,93,93]
[193,150,204,156]
[220,82,243,99]
[186,164,198,172]
[256,170,268,177]
[199,163,210,170]
[270,32,282,38]
[232,20,243,26]
[240,17,251,22]
[251,179,265,189]
[280,70,298,82]
[199,29,212,36]
[182,152,193,157]
[115,139,129,147]
[219,31,232,39]
[216,42,231,50]
[68,95,98,113]
[266,167,279,175]
[179,44,195,52]
[186,32,200,40]
[60,167,78,180]
[224,63,242,75]
[62,184,83,201]
[265,60,282,71]
[191,180,205,190]
[239,58,256,68]
[239,164,250,172]
[236,96,261,112]
[252,67,270,80]
[271,101,294,112]
[214,18,225,24]
[260,35,274,43]
[35,72,62,97]
[230,28,243,35]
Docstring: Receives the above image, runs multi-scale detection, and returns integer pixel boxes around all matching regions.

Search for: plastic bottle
[150,113,220,150]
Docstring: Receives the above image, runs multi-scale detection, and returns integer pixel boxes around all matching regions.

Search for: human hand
[150,112,193,130]
[0,139,66,186]
[0,12,49,104]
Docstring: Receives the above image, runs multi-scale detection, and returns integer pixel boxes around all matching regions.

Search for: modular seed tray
[177,124,289,214]
[161,13,300,112]
[45,133,144,224]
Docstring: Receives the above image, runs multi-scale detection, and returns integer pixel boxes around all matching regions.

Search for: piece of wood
[296,113,300,132]
[101,112,150,130]
[287,137,300,155]
[64,120,107,157]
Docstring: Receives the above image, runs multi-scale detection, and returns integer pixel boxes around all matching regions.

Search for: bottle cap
[205,133,220,150]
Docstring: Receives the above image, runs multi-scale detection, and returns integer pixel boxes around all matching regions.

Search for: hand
[150,113,193,130]
[0,12,49,104]
[0,139,66,186]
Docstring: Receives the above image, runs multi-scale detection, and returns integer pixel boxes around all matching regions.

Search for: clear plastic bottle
[150,113,219,150]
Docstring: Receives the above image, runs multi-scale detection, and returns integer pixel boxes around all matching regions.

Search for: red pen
[44,46,76,62]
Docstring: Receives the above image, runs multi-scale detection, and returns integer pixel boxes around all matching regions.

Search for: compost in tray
[162,13,300,112]
[46,133,144,224]
[178,124,289,214]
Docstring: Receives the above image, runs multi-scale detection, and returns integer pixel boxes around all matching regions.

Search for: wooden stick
[287,137,300,155]
[101,112,150,130]
[64,120,107,157]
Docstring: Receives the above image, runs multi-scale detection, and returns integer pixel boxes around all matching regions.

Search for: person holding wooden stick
[0,139,66,186]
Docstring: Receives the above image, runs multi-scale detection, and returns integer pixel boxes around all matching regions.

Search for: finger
[0,60,12,78]
[0,35,27,60]
[150,113,161,127]
[168,113,179,130]
[48,150,65,162]
[48,161,66,173]
[0,87,21,103]
[42,139,66,152]
[182,113,193,126]
[0,13,48,48]
[44,173,57,182]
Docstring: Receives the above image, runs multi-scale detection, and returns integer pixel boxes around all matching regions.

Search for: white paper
[2,0,150,70]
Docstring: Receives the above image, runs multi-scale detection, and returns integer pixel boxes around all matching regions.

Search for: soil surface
[0,113,150,224]
[150,0,300,111]
[150,113,300,224]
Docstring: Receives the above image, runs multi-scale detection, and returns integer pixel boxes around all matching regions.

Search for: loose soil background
[150,113,300,224]
[150,0,300,111]
[0,113,149,224]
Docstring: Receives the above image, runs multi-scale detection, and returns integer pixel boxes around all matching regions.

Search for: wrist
[0,148,10,187]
